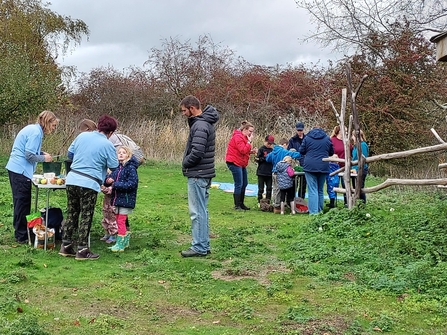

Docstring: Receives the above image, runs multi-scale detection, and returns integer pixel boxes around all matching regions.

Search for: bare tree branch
[334,178,447,194]
[431,128,445,143]
[295,0,447,53]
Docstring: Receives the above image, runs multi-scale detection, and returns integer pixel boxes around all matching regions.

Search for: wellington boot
[280,201,285,215]
[233,194,243,210]
[290,201,296,215]
[326,198,335,208]
[123,232,131,249]
[240,203,250,210]
[109,235,126,252]
[240,191,250,210]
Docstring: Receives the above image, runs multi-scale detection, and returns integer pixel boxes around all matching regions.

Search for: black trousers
[257,175,273,201]
[280,187,295,203]
[8,170,32,242]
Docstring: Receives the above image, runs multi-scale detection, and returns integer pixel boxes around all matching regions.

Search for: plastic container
[33,226,55,250]
[42,162,62,176]
[43,172,55,179]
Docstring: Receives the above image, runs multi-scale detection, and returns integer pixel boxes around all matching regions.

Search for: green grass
[1,157,447,334]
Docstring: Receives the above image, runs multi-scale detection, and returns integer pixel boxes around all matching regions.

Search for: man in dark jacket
[288,121,307,198]
[180,95,219,257]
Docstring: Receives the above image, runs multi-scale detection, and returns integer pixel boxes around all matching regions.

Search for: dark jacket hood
[188,105,219,127]
[276,161,289,173]
[306,128,328,140]
[127,155,140,169]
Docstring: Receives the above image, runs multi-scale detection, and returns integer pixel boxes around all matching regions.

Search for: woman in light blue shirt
[59,115,119,260]
[6,111,59,244]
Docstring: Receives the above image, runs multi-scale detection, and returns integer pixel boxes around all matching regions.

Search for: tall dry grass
[1,114,446,180]
[0,115,298,164]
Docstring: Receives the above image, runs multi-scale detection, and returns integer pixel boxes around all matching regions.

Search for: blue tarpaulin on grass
[211,182,343,199]
[211,182,258,196]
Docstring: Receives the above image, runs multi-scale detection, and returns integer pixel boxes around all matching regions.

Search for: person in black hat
[254,135,275,206]
[288,122,307,198]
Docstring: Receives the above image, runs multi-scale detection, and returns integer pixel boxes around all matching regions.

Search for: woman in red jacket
[225,120,257,210]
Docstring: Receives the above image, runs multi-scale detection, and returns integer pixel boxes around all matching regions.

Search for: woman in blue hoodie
[299,127,334,214]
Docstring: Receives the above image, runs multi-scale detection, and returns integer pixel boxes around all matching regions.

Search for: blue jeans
[305,172,328,214]
[226,163,248,195]
[187,177,211,254]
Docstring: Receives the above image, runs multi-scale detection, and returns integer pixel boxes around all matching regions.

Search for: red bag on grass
[295,197,309,214]
[26,212,42,228]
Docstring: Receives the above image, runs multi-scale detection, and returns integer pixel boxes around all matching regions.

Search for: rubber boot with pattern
[109,235,126,252]
[123,232,131,249]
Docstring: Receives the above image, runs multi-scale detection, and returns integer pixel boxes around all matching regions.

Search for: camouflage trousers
[63,185,98,247]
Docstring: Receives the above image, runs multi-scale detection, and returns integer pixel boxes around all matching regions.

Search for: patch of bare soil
[155,304,201,319]
[279,316,351,335]
[343,272,356,282]
[211,259,291,285]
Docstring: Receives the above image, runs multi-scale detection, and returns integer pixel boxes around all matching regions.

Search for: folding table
[293,171,305,197]
[31,176,66,250]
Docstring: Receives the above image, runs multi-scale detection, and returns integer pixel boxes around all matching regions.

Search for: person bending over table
[6,111,59,244]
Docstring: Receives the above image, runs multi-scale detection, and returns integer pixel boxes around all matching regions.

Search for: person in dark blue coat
[299,127,334,214]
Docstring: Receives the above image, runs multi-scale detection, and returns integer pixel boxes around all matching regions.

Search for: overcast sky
[48,0,342,74]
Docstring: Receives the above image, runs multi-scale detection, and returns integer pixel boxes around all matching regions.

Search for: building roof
[430,32,447,43]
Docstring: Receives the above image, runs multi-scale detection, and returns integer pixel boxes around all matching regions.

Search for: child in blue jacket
[326,154,340,208]
[104,146,139,252]
[276,156,296,215]
[351,130,369,203]
[266,138,301,212]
